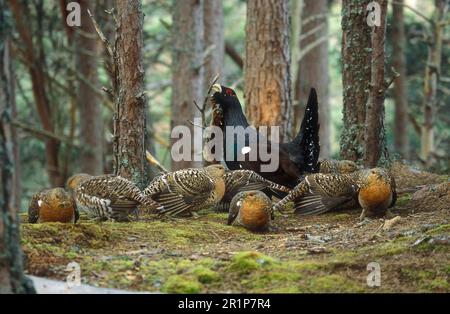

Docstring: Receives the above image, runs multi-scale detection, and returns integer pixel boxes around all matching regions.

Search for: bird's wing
[225,170,290,196]
[149,169,215,216]
[92,175,145,202]
[75,175,157,219]
[294,173,357,215]
[28,191,43,223]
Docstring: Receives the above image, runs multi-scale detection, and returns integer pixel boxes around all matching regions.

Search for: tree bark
[0,1,34,293]
[295,0,330,158]
[114,0,148,187]
[244,0,292,141]
[204,0,224,86]
[340,0,371,161]
[76,0,104,175]
[9,40,20,209]
[8,0,63,187]
[364,0,388,167]
[392,0,409,159]
[171,0,204,170]
[421,0,447,167]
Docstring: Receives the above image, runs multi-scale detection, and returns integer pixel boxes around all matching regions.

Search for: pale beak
[211,84,222,94]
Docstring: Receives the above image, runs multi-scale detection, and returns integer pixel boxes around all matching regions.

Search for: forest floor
[20,163,449,293]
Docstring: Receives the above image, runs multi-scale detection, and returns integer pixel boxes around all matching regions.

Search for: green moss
[305,274,364,293]
[64,251,79,259]
[425,224,450,236]
[20,211,450,293]
[396,194,412,206]
[191,266,220,284]
[229,251,276,274]
[163,275,202,293]
[428,278,449,291]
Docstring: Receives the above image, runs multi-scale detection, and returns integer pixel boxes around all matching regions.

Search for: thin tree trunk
[114,0,148,187]
[9,40,20,209]
[204,0,224,86]
[295,0,330,158]
[244,0,292,141]
[76,0,104,175]
[364,0,388,167]
[291,0,303,94]
[421,0,447,167]
[392,0,409,159]
[171,0,204,170]
[340,0,371,161]
[8,0,63,187]
[0,1,34,293]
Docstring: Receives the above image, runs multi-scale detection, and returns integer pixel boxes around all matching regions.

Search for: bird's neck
[223,101,250,128]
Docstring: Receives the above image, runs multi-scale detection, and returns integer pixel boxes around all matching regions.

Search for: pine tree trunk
[295,0,330,158]
[114,0,148,187]
[77,0,104,175]
[244,0,292,141]
[421,0,446,167]
[340,0,371,161]
[204,0,224,87]
[0,2,34,293]
[171,0,204,170]
[392,0,409,159]
[364,0,388,167]
[8,0,63,187]
[9,40,20,209]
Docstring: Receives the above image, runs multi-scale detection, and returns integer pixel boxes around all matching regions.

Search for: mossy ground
[20,167,449,293]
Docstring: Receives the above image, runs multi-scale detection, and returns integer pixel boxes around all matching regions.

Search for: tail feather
[290,88,320,173]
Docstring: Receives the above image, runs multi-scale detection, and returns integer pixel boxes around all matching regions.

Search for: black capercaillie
[210,84,320,188]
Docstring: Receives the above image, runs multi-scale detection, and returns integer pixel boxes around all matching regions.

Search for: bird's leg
[359,208,367,221]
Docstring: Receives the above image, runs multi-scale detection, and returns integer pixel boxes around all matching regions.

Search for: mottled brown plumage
[143,164,226,217]
[66,174,161,221]
[216,169,290,212]
[273,168,396,220]
[318,159,359,174]
[28,188,78,223]
[228,191,272,231]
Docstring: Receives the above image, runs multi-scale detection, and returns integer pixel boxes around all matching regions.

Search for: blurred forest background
[1,0,449,210]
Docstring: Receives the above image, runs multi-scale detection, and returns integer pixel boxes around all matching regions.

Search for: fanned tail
[291,88,320,173]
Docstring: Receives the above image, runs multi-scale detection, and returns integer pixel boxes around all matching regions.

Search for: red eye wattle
[225,88,234,96]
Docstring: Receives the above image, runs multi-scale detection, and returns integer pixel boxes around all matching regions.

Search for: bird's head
[205,164,226,178]
[210,84,241,114]
[66,173,92,191]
